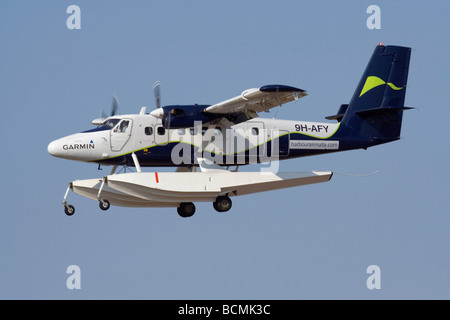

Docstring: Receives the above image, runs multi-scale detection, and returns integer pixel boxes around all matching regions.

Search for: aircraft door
[277,130,290,157]
[267,129,289,157]
[110,119,133,151]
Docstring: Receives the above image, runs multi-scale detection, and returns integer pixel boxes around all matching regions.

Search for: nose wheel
[64,204,75,216]
[99,199,111,211]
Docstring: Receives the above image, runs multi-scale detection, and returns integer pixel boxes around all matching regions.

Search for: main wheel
[213,196,232,212]
[64,205,75,216]
[99,199,110,211]
[177,202,196,218]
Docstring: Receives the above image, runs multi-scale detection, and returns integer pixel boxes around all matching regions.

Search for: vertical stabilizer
[340,44,412,145]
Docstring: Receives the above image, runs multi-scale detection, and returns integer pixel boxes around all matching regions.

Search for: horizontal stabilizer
[326,104,349,122]
[356,106,413,118]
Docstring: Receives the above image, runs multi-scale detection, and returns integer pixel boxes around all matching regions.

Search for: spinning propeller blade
[153,81,161,109]
[92,93,120,125]
[111,92,120,116]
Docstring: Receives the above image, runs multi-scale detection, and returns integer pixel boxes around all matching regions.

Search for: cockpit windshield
[82,118,121,133]
[104,119,120,128]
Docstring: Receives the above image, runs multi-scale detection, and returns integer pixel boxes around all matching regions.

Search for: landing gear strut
[213,196,232,213]
[63,183,75,216]
[97,178,110,211]
[177,202,196,218]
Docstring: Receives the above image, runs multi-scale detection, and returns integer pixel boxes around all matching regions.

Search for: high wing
[204,84,307,118]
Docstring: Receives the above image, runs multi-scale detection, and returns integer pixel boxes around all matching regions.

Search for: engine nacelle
[159,104,223,129]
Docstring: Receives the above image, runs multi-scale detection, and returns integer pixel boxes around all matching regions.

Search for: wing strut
[131,152,142,173]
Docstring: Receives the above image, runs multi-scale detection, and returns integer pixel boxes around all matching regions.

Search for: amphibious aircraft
[48,44,412,217]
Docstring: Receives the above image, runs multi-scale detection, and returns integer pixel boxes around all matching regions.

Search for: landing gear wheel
[213,196,232,213]
[64,205,75,216]
[177,202,196,218]
[99,199,110,211]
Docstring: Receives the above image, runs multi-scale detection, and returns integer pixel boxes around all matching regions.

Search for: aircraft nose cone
[47,140,60,157]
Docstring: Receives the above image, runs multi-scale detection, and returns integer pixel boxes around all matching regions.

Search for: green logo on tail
[359,76,404,97]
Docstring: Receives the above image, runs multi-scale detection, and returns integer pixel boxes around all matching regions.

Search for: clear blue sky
[1,0,449,299]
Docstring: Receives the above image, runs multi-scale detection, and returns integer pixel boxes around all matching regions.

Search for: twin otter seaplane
[48,44,412,218]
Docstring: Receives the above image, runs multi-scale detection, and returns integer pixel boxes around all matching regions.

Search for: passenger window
[145,127,153,135]
[252,127,259,135]
[157,126,166,135]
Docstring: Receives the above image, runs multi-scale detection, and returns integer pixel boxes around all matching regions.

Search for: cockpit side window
[113,120,130,133]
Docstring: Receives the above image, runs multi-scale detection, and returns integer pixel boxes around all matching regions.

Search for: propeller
[150,81,165,119]
[153,80,172,128]
[111,92,119,116]
[149,81,190,128]
[91,92,120,125]
[153,81,161,109]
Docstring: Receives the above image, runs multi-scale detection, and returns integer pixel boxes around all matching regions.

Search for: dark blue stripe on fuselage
[94,130,382,167]
[82,126,112,133]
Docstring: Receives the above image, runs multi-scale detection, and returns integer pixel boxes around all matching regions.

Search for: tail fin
[340,44,412,145]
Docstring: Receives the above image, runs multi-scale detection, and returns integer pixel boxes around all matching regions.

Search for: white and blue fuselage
[48,112,351,168]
